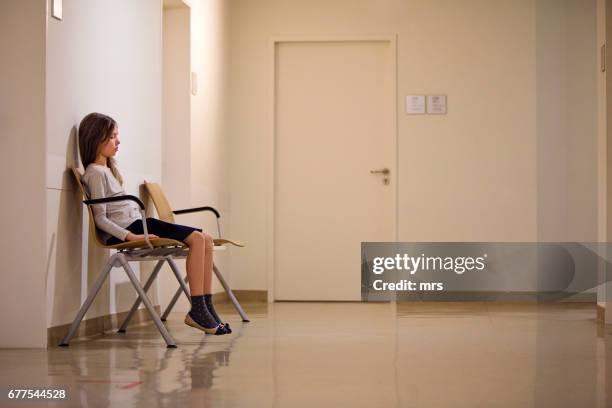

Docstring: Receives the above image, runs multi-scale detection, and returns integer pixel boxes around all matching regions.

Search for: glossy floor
[1,302,611,407]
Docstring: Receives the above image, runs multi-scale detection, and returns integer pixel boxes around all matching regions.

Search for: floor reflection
[0,301,611,407]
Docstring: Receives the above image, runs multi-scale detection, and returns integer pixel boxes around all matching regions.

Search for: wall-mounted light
[52,0,63,21]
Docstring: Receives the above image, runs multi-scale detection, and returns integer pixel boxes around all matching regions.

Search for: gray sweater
[82,163,141,242]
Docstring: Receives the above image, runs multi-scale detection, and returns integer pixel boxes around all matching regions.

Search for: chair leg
[117,259,165,333]
[213,262,250,322]
[166,257,192,298]
[117,254,177,348]
[59,254,117,346]
[160,257,193,321]
[161,281,186,321]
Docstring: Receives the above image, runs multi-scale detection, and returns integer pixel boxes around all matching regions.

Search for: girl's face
[98,126,120,159]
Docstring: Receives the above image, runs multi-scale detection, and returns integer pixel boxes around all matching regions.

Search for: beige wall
[0,0,48,348]
[160,6,192,311]
[537,0,598,243]
[536,0,598,297]
[188,0,231,297]
[227,0,599,291]
[45,0,163,328]
[162,7,191,211]
[159,0,231,312]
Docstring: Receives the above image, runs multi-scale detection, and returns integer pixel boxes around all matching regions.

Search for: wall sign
[406,95,425,114]
[426,95,447,114]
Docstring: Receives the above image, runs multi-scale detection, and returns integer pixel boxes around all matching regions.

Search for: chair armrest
[83,195,153,248]
[173,206,220,218]
[84,195,146,210]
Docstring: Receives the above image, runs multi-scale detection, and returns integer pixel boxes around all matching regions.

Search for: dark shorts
[106,217,203,245]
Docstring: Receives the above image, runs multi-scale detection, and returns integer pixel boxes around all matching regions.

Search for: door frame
[267,35,399,302]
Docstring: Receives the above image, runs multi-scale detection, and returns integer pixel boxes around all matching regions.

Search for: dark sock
[204,294,223,325]
[189,295,219,329]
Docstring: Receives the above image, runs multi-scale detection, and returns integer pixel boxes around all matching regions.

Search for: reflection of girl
[79,112,230,335]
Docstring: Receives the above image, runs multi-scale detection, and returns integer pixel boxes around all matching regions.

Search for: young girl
[79,112,230,336]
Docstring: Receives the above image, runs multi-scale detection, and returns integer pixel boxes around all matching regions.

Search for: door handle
[370,168,390,175]
[370,168,390,185]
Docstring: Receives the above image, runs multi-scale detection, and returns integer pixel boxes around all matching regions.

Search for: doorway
[271,38,397,301]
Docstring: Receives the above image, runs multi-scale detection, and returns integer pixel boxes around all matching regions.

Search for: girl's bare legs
[183,231,226,334]
[200,232,230,331]
[184,231,206,296]
[183,231,214,295]
[202,233,214,294]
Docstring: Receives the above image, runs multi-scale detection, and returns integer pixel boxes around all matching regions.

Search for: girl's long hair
[78,112,124,185]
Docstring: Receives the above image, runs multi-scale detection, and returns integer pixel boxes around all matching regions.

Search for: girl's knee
[203,233,214,250]
[185,231,205,247]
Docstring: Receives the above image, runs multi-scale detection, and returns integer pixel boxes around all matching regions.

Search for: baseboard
[213,290,267,303]
[47,305,161,347]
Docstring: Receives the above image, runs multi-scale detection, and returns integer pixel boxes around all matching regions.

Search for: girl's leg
[201,233,230,330]
[183,231,227,335]
[184,231,205,296]
[202,233,214,294]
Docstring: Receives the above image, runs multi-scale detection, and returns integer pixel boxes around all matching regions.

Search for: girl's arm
[86,171,132,241]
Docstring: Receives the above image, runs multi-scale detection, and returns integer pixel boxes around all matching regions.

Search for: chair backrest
[144,182,175,223]
[71,167,109,248]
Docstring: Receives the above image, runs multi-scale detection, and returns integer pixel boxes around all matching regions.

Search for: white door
[274,39,396,301]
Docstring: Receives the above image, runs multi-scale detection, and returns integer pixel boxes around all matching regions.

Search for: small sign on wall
[427,95,447,114]
[405,95,425,114]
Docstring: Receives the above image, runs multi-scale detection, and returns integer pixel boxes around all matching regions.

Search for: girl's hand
[126,233,159,241]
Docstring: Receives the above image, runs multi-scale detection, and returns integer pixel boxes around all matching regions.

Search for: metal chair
[59,168,248,348]
[142,181,249,324]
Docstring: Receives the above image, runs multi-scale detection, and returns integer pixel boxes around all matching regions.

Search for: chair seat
[104,238,187,250]
[103,237,244,251]
[213,238,245,247]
